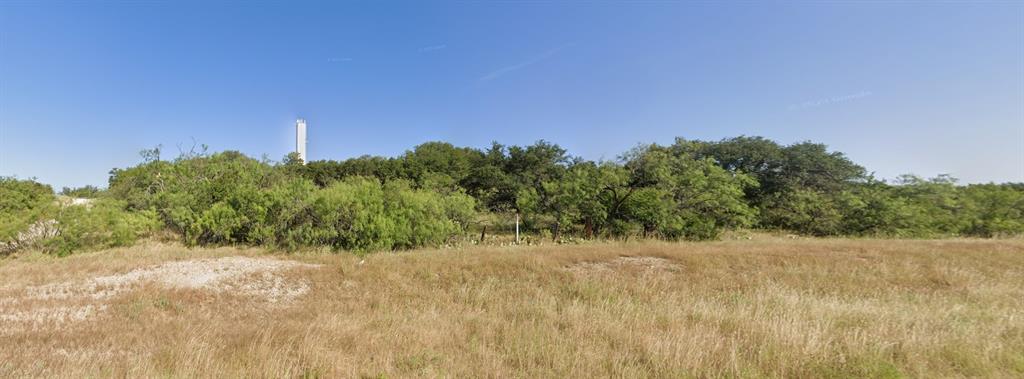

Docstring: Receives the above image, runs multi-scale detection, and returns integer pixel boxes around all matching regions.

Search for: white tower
[295,118,307,164]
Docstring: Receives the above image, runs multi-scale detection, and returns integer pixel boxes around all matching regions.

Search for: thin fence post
[515,212,520,244]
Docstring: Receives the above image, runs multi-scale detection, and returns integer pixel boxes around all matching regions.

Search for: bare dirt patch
[566,256,680,275]
[1,257,320,330]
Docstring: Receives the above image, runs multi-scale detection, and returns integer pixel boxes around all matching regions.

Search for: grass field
[1,238,1023,378]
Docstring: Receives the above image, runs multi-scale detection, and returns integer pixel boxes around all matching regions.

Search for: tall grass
[1,238,1022,377]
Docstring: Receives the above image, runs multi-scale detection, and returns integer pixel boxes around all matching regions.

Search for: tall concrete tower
[295,118,307,164]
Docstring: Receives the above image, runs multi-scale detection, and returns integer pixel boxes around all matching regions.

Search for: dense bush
[0,177,56,246]
[107,151,476,252]
[44,199,160,256]
[60,185,103,198]
[307,178,474,251]
[291,138,1023,240]
[13,135,1023,257]
[959,184,1024,237]
[2,178,157,256]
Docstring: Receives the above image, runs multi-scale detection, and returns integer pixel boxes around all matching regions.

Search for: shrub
[758,189,842,236]
[959,184,1024,237]
[60,185,103,198]
[107,151,477,252]
[44,199,160,256]
[308,178,472,252]
[84,140,1024,252]
[0,177,56,252]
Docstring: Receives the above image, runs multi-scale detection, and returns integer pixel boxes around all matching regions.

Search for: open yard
[1,238,1023,378]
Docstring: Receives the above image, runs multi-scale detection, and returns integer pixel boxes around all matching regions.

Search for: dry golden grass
[2,238,1023,378]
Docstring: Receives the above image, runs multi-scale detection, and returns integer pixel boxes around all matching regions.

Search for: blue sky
[1,1,1021,189]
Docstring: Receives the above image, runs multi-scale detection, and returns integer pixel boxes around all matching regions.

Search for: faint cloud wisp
[327,57,354,63]
[419,44,447,53]
[789,91,872,110]
[478,44,571,83]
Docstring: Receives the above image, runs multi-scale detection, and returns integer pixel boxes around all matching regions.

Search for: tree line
[297,137,1023,239]
[2,136,1022,255]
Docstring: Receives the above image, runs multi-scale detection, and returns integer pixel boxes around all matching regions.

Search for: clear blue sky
[1,1,1021,189]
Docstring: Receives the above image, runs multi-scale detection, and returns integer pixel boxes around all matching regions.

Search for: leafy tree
[621,187,673,238]
[0,177,56,245]
[68,135,1024,254]
[836,180,928,237]
[310,178,474,251]
[461,142,517,212]
[778,141,866,193]
[890,174,961,234]
[664,157,757,239]
[691,136,785,199]
[759,188,843,236]
[42,198,159,256]
[401,142,482,192]
[651,147,756,239]
[282,152,304,166]
[304,156,402,187]
[517,162,607,240]
[959,184,1024,237]
[107,149,477,251]
[60,185,103,198]
[606,145,755,240]
[691,137,865,233]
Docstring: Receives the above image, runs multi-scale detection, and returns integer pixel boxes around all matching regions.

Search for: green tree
[959,184,1024,237]
[617,145,756,240]
[837,180,930,237]
[759,188,842,236]
[890,174,961,235]
[401,142,483,193]
[0,177,56,246]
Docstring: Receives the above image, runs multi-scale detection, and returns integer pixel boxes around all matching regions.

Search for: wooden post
[480,226,487,243]
[515,213,520,244]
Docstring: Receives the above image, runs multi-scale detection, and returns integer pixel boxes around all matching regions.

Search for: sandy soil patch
[1,256,320,330]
